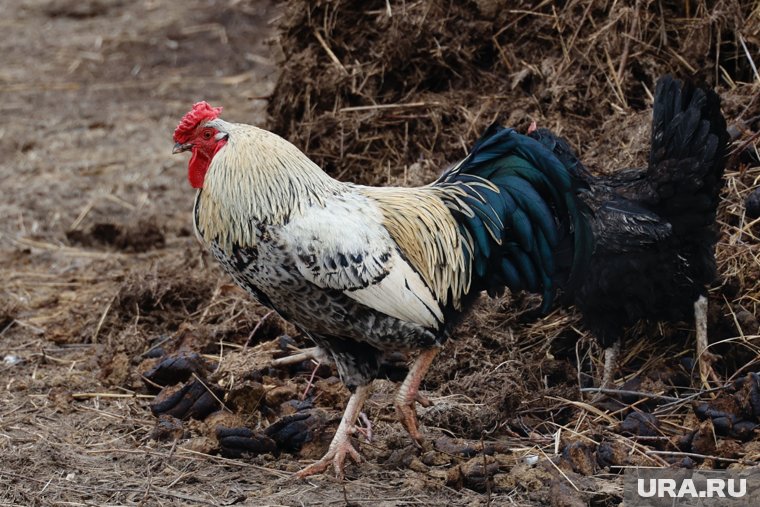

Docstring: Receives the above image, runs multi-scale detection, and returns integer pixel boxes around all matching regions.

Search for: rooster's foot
[295,432,362,479]
[395,398,424,446]
[295,384,370,479]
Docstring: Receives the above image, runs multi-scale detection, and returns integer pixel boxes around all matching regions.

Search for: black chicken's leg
[596,296,720,395]
[694,295,720,388]
[600,339,621,391]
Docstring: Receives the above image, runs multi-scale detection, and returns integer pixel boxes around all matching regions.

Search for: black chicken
[530,75,729,389]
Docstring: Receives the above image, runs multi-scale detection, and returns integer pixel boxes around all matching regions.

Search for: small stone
[265,384,297,407]
[596,440,628,469]
[690,420,716,455]
[150,415,185,441]
[150,378,224,420]
[428,469,449,481]
[408,457,429,473]
[735,310,759,334]
[421,450,452,466]
[561,441,596,475]
[619,411,660,437]
[264,410,327,454]
[459,456,500,492]
[746,188,760,219]
[493,472,516,491]
[216,426,277,458]
[143,352,210,388]
[227,380,266,414]
[3,355,22,366]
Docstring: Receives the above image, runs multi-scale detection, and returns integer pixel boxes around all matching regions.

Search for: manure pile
[258,0,760,501]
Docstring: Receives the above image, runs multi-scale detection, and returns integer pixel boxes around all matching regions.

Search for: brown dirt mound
[259,0,760,501]
[66,218,166,252]
[269,0,760,184]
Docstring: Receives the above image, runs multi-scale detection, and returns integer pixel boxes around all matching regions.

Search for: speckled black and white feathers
[196,190,441,389]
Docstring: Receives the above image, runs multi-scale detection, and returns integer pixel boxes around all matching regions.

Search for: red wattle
[188,149,210,189]
[187,139,226,189]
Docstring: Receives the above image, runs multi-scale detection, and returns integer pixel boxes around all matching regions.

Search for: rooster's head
[173,101,226,188]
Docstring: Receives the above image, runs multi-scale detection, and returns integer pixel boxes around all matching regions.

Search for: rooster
[172,75,726,477]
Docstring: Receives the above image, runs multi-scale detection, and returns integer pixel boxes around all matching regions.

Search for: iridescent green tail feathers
[435,125,593,311]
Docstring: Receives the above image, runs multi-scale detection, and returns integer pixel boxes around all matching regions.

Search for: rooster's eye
[202,130,213,140]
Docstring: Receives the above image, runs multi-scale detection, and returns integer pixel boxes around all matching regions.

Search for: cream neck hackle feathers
[195,119,470,310]
[196,119,345,251]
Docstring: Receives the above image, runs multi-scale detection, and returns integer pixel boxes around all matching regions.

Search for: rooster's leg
[694,295,721,388]
[394,348,439,445]
[271,346,330,400]
[296,383,371,479]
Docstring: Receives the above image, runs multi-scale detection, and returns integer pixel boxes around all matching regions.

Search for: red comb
[174,101,223,143]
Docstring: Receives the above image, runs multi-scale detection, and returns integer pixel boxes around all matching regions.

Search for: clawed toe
[392,349,439,445]
[295,384,370,479]
[295,437,362,479]
[394,400,424,446]
[415,392,433,407]
[271,346,325,367]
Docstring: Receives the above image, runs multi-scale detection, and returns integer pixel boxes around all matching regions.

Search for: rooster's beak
[173,142,192,154]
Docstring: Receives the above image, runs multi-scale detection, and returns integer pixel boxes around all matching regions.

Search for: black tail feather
[647,75,728,236]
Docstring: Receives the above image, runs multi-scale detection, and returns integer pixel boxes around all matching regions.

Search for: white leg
[296,383,371,479]
[601,339,621,390]
[694,295,719,388]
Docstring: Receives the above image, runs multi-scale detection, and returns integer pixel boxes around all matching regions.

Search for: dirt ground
[1,1,760,506]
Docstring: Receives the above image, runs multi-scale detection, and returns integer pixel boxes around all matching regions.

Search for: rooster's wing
[281,193,445,330]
